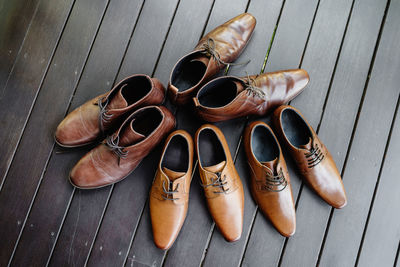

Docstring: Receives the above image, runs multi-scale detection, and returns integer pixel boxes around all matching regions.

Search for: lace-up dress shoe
[150,130,194,250]
[244,121,296,237]
[195,124,244,242]
[55,74,165,147]
[272,105,347,208]
[193,69,309,122]
[69,106,175,189]
[168,13,256,105]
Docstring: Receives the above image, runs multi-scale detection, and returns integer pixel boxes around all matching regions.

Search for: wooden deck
[1,0,399,266]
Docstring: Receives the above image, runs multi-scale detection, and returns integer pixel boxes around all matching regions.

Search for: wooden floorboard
[240,0,320,264]
[1,0,400,266]
[201,0,284,266]
[0,0,40,91]
[48,0,145,266]
[318,0,400,265]
[0,0,76,265]
[5,0,111,265]
[278,0,388,266]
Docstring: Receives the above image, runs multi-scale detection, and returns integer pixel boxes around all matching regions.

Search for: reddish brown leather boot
[69,106,175,189]
[244,121,296,237]
[150,130,194,250]
[55,74,165,147]
[272,105,347,209]
[193,69,309,122]
[168,13,256,105]
[195,124,244,242]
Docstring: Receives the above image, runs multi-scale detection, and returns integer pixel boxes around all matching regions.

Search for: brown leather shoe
[195,124,244,242]
[244,121,296,237]
[272,105,347,208]
[168,13,256,105]
[55,74,165,147]
[69,106,175,189]
[193,69,309,122]
[150,130,194,250]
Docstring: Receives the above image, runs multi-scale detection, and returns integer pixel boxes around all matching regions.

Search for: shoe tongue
[261,157,278,174]
[190,54,210,67]
[234,80,245,94]
[298,137,313,150]
[162,167,185,180]
[203,161,226,173]
[107,84,129,110]
[118,119,145,146]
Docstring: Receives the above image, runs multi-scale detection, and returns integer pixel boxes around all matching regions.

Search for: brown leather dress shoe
[69,106,175,189]
[195,124,244,242]
[244,121,296,237]
[150,130,194,250]
[55,74,165,147]
[193,69,309,122]
[272,105,347,208]
[168,13,256,105]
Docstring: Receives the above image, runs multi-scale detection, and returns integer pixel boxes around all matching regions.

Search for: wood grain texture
[3,0,110,265]
[47,0,145,266]
[318,0,399,265]
[160,1,255,266]
[0,0,40,90]
[0,0,75,265]
[240,0,320,265]
[357,100,400,267]
[0,0,74,188]
[201,0,284,266]
[122,0,217,265]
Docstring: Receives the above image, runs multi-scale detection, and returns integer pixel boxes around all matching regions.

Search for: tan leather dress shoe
[195,124,244,242]
[193,69,309,122]
[244,121,296,237]
[168,13,256,105]
[55,74,165,147]
[150,130,194,250]
[70,106,175,189]
[272,105,347,208]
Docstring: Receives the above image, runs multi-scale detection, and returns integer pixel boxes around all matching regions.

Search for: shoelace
[94,97,113,134]
[162,180,180,201]
[304,142,325,168]
[244,72,265,98]
[200,38,250,69]
[264,168,287,192]
[105,135,128,165]
[201,172,229,194]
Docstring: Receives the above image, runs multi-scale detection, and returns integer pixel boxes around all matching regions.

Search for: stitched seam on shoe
[78,106,93,136]
[90,150,114,180]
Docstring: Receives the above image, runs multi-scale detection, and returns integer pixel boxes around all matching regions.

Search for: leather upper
[193,69,309,122]
[244,121,296,237]
[168,13,256,105]
[272,105,347,208]
[69,105,175,189]
[55,74,165,147]
[150,130,194,250]
[195,124,244,242]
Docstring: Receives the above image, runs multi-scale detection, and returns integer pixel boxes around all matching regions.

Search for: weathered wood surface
[0,0,399,266]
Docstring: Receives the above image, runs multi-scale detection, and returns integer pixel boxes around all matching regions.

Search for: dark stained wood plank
[46,0,145,266]
[0,0,74,188]
[200,0,284,266]
[277,0,388,265]
[159,1,258,266]
[81,1,184,266]
[238,0,324,265]
[0,0,40,90]
[317,0,400,265]
[0,0,75,265]
[3,0,111,265]
[12,0,175,266]
[122,0,219,265]
[357,100,400,267]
